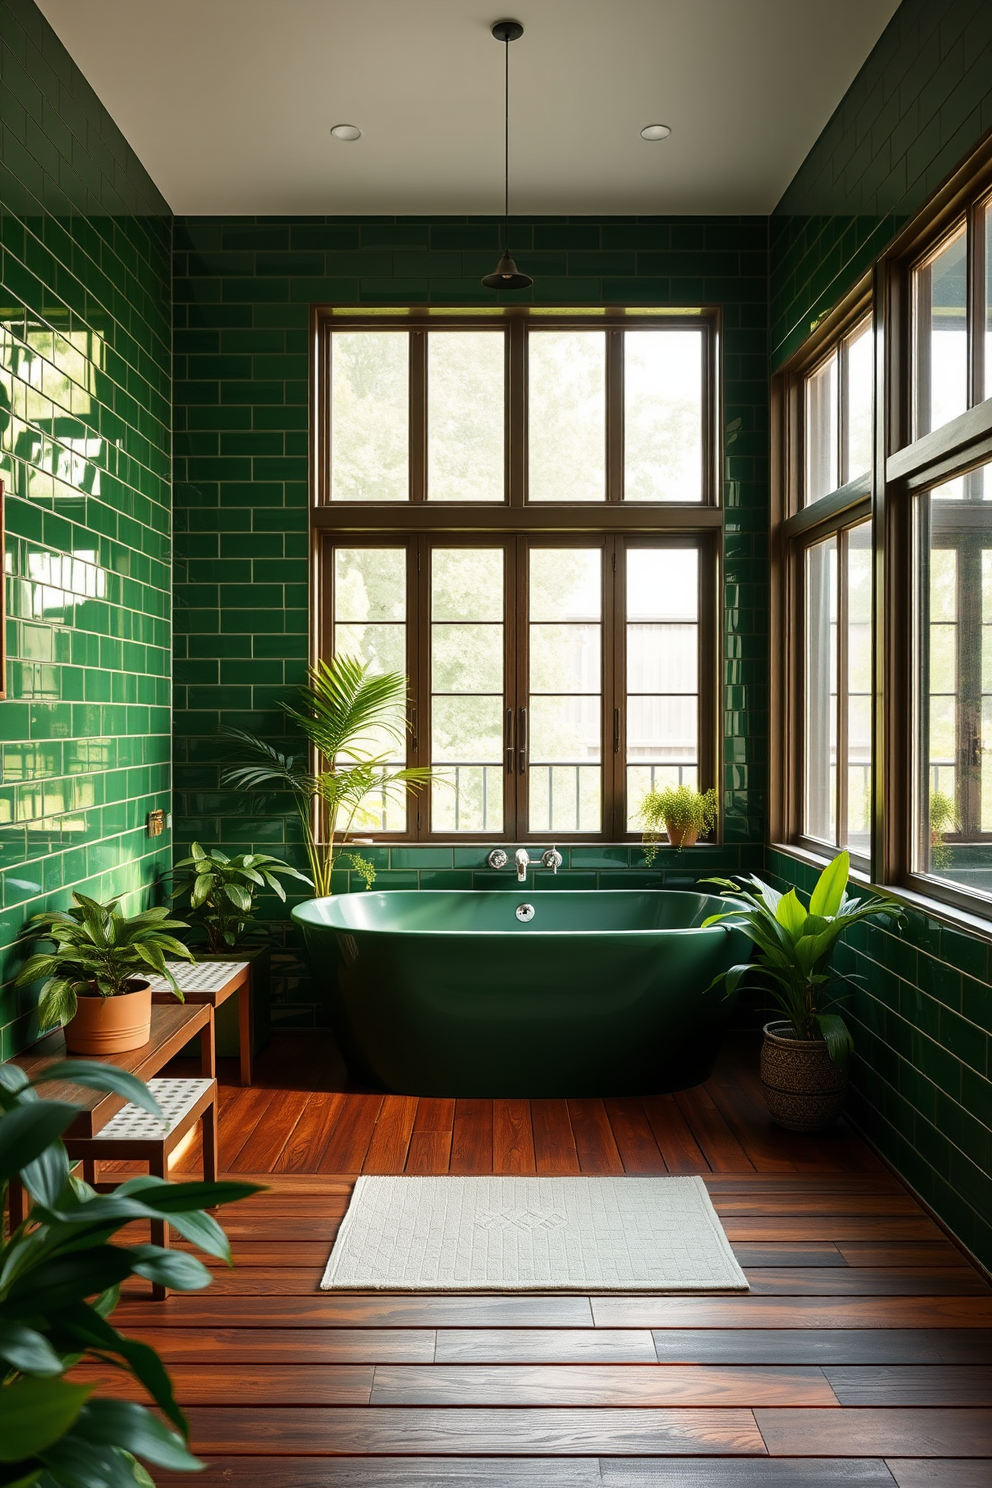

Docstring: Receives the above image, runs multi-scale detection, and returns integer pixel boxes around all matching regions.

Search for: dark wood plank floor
[90,1034,991,1487]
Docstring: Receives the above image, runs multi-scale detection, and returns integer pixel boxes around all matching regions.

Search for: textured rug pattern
[321,1175,748,1291]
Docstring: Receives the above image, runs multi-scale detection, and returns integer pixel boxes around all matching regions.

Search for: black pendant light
[482,20,533,291]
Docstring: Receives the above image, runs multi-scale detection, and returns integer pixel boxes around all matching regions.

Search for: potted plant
[701,851,904,1131]
[0,1057,257,1487]
[639,783,719,857]
[169,844,312,1057]
[929,788,958,871]
[15,893,195,1055]
[222,654,431,898]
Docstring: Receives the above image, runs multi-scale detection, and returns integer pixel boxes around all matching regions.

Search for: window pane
[845,320,872,483]
[845,522,872,852]
[914,226,968,438]
[624,330,703,501]
[528,331,606,501]
[805,351,838,503]
[428,331,504,502]
[332,546,408,830]
[625,548,699,828]
[528,547,602,832]
[331,332,408,501]
[804,534,837,843]
[530,548,601,621]
[431,548,504,832]
[916,468,992,894]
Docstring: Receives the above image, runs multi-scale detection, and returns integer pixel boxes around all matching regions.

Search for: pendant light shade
[483,20,533,291]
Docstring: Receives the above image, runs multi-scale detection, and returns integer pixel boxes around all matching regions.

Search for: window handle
[411,706,418,754]
[613,707,620,754]
[505,707,515,774]
[519,706,528,775]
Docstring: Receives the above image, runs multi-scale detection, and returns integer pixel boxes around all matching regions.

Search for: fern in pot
[16,893,195,1056]
[701,852,903,1131]
[639,784,718,857]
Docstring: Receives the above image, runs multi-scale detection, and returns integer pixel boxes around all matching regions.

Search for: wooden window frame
[774,127,992,928]
[311,306,723,844]
[771,285,874,868]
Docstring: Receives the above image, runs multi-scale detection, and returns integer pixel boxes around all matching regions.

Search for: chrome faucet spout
[514,848,531,883]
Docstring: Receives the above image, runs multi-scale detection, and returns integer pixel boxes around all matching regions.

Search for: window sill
[768,841,992,944]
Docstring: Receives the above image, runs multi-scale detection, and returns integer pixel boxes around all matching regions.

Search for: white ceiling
[37,0,901,217]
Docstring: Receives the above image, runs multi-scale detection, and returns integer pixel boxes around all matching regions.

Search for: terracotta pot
[665,821,699,848]
[66,981,152,1055]
[760,1020,847,1132]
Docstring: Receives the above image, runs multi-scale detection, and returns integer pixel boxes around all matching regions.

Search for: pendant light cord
[503,34,510,249]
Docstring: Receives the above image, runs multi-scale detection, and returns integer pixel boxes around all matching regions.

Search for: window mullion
[607,329,623,503]
[411,536,429,838]
[836,528,850,848]
[508,320,526,507]
[410,330,427,503]
[604,536,621,837]
[972,202,986,407]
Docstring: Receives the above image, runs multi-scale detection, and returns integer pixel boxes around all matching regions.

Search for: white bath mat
[321,1175,748,1292]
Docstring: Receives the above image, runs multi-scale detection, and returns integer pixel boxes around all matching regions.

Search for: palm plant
[171,843,311,951]
[700,851,904,1065]
[0,1058,258,1488]
[222,655,431,898]
[16,895,195,1032]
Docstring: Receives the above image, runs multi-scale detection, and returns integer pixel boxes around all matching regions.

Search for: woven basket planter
[760,1020,847,1132]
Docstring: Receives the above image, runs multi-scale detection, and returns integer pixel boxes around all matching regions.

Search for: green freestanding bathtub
[292,889,748,1097]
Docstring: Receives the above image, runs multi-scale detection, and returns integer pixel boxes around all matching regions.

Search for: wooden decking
[93,1034,991,1486]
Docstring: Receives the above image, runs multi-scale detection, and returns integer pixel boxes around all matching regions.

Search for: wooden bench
[148,960,252,1086]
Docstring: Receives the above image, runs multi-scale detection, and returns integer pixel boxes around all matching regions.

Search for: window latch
[505,707,515,774]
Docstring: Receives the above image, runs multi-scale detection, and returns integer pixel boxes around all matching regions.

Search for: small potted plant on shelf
[169,844,312,1057]
[639,783,719,858]
[15,892,194,1055]
[701,851,904,1131]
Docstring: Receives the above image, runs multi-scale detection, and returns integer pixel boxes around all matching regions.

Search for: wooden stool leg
[149,1152,168,1301]
[202,1093,218,1186]
[200,1009,216,1079]
[7,1177,25,1230]
[238,981,252,1086]
[83,1158,97,1186]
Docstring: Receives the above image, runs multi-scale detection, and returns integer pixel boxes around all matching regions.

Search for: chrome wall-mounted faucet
[487,847,563,882]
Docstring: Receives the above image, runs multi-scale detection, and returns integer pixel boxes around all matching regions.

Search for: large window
[774,145,992,921]
[774,306,874,865]
[314,310,719,840]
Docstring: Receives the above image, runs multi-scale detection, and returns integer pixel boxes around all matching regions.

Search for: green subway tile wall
[769,0,992,1270]
[172,214,770,1028]
[771,0,992,366]
[0,0,172,1056]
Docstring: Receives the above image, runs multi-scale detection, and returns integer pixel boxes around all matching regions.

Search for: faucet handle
[542,846,563,873]
[488,848,508,870]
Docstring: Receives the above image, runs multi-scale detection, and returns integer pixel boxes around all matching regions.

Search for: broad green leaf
[809,850,850,919]
[0,1320,62,1376]
[4,1249,135,1318]
[21,1140,73,1209]
[125,1246,211,1291]
[74,1402,200,1471]
[0,1103,77,1185]
[27,1066,162,1120]
[0,1379,91,1462]
[38,1436,141,1488]
[817,1012,854,1067]
[53,1306,186,1437]
[774,889,807,939]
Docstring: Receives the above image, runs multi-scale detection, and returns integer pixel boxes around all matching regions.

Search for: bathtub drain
[515,903,535,922]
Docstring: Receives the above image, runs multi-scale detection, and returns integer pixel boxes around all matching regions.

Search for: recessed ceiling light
[640,123,671,141]
[330,123,361,142]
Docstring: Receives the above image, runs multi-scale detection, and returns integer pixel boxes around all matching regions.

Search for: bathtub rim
[291,888,745,939]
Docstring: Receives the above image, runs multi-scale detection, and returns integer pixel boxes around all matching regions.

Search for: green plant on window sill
[639,784,718,860]
[170,843,311,952]
[700,850,904,1066]
[0,1058,259,1488]
[929,788,958,872]
[15,893,195,1032]
[221,654,432,899]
